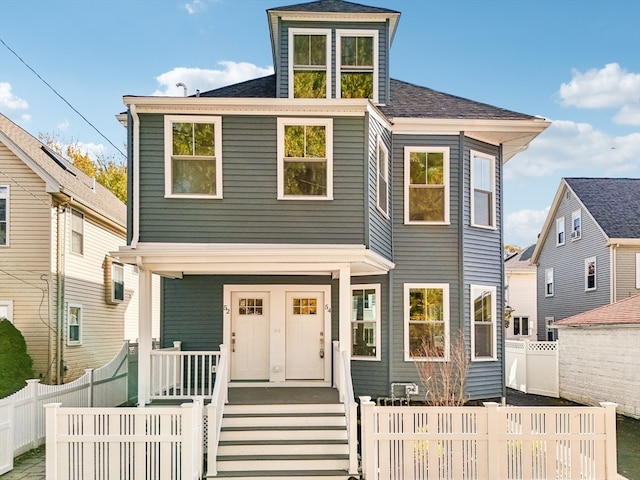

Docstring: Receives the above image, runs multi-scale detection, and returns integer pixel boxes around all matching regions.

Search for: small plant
[0,318,35,398]
[414,330,469,406]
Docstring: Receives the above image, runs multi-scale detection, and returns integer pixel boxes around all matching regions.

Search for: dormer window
[290,29,331,99]
[337,30,378,101]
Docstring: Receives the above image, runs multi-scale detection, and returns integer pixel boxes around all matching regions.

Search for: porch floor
[227,386,340,405]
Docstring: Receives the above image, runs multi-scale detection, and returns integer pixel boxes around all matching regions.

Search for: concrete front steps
[212,403,355,480]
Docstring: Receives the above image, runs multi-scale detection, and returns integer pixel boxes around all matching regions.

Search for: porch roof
[113,242,395,277]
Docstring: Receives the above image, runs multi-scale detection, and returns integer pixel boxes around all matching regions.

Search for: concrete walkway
[0,447,44,479]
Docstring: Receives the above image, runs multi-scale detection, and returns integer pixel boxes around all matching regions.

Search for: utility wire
[0,37,126,159]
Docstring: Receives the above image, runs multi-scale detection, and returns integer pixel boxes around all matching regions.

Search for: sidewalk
[0,446,44,479]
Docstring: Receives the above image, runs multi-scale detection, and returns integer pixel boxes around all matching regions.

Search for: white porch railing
[150,341,220,400]
[360,398,618,480]
[45,398,204,480]
[332,341,359,476]
[506,340,559,397]
[206,345,229,477]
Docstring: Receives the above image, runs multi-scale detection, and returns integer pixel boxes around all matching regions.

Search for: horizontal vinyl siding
[615,246,640,301]
[536,189,611,339]
[138,114,367,245]
[0,146,53,379]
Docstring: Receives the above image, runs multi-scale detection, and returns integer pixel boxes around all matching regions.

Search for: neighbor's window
[351,285,381,360]
[337,30,378,100]
[571,209,581,240]
[164,115,222,198]
[471,150,496,228]
[71,209,84,255]
[67,304,82,345]
[405,147,450,224]
[513,316,529,336]
[112,262,125,302]
[545,268,554,297]
[376,137,389,216]
[0,300,13,323]
[404,284,449,361]
[0,186,8,246]
[471,285,497,361]
[290,29,331,99]
[277,118,333,199]
[556,217,565,246]
[585,256,597,291]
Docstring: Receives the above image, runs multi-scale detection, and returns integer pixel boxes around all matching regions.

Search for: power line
[0,37,126,159]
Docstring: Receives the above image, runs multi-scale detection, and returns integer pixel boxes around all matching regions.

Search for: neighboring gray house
[116,0,549,404]
[531,178,640,340]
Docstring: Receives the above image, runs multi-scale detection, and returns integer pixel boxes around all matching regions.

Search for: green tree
[0,319,35,398]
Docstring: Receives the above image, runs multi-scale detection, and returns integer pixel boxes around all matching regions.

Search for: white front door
[230,292,270,380]
[285,291,325,380]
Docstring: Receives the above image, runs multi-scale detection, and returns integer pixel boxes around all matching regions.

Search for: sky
[1,0,639,248]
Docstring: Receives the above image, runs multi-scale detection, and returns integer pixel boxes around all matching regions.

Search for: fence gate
[0,402,13,474]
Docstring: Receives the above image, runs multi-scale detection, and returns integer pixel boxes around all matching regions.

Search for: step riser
[217,459,350,472]
[220,429,347,441]
[224,404,344,415]
[218,444,349,456]
[209,475,353,480]
[223,416,346,428]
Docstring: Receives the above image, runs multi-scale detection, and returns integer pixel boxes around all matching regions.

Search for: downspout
[458,133,465,368]
[56,203,68,384]
[130,104,140,248]
[498,145,506,399]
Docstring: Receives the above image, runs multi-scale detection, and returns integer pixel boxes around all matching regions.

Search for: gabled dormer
[267,0,400,104]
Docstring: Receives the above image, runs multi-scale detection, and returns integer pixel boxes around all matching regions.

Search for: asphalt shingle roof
[199,75,276,98]
[565,177,640,239]
[505,244,536,271]
[268,0,398,14]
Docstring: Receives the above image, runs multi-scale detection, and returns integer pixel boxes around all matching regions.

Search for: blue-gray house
[116,0,549,406]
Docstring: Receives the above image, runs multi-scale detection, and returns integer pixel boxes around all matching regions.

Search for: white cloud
[505,207,550,248]
[559,63,640,126]
[57,119,70,131]
[184,0,204,14]
[152,62,274,96]
[504,119,640,180]
[0,82,29,110]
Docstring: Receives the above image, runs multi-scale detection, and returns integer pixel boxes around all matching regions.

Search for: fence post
[359,396,374,480]
[523,340,529,393]
[45,403,61,479]
[484,402,500,480]
[26,379,39,449]
[600,402,618,479]
[207,402,218,477]
[85,368,94,407]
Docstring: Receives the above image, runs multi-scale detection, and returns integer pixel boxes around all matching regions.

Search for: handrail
[333,341,359,476]
[207,344,229,477]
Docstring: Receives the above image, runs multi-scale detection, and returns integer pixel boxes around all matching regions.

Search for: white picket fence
[0,341,129,474]
[45,398,203,480]
[360,398,618,480]
[505,340,559,397]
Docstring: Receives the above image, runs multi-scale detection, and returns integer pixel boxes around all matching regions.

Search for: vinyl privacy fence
[359,398,618,480]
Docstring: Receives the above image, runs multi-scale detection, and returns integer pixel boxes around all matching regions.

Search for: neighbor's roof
[505,244,536,272]
[0,113,126,226]
[565,178,640,239]
[555,294,640,326]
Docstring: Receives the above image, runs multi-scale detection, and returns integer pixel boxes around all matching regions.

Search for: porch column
[137,267,153,406]
[338,265,351,357]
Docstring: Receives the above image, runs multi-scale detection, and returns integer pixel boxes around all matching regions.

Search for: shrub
[0,319,35,398]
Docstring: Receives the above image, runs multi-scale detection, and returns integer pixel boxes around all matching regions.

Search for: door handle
[319,348,324,358]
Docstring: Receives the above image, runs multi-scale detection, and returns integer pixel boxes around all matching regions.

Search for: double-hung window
[71,209,84,255]
[277,118,333,199]
[0,186,8,246]
[405,147,449,224]
[376,137,389,216]
[471,150,496,228]
[336,30,378,101]
[471,285,497,361]
[585,256,597,291]
[290,29,331,99]
[404,284,449,361]
[571,209,581,240]
[112,262,125,302]
[513,316,529,336]
[351,285,380,360]
[165,115,222,198]
[67,304,82,345]
[545,268,554,296]
[556,217,565,245]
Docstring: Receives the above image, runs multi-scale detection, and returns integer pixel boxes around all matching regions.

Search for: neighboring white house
[555,294,640,419]
[504,244,537,340]
[0,113,151,383]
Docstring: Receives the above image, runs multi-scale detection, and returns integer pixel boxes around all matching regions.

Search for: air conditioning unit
[571,230,581,239]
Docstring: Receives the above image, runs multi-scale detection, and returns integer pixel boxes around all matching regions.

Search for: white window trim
[375,136,389,217]
[0,185,9,247]
[636,253,640,289]
[288,28,332,99]
[545,267,554,297]
[470,284,497,362]
[470,150,496,230]
[403,283,450,362]
[0,300,14,323]
[556,217,565,246]
[351,284,381,361]
[277,117,334,200]
[571,209,582,240]
[335,29,379,102]
[70,209,84,256]
[404,146,450,225]
[164,115,223,199]
[585,256,597,291]
[67,303,82,346]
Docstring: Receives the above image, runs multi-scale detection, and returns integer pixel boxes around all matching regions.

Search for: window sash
[336,30,378,101]
[556,217,565,245]
[376,139,389,215]
[112,263,125,302]
[290,29,331,99]
[545,268,554,296]
[404,147,449,224]
[404,284,450,361]
[351,285,380,360]
[71,210,84,255]
[67,305,82,345]
[471,285,496,360]
[571,210,581,239]
[585,257,596,291]
[471,151,496,228]
[0,186,8,246]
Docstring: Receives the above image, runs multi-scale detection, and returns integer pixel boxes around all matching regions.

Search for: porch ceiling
[113,242,395,277]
